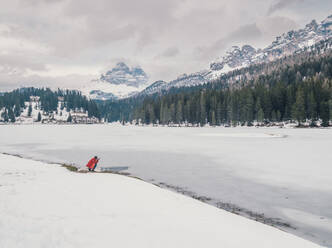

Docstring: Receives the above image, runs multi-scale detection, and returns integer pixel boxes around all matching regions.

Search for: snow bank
[0,154,322,248]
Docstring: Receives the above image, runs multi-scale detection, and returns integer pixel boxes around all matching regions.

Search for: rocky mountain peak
[112,62,130,72]
[210,45,256,71]
[100,62,149,88]
[305,20,318,31]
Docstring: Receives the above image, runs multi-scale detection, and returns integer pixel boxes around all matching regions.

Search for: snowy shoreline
[0,153,324,248]
[1,152,295,231]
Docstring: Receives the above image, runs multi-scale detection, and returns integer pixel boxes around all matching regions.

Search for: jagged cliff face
[210,45,256,71]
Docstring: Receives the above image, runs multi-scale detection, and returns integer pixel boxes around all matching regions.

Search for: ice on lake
[0,124,331,247]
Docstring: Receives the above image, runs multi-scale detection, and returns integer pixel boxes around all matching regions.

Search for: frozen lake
[0,124,331,247]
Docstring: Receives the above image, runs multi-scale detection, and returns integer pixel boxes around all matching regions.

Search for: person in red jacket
[86,156,100,171]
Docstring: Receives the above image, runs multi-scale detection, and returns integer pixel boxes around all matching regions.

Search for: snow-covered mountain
[84,15,332,100]
[136,72,210,97]
[210,16,332,75]
[82,62,150,100]
[138,14,332,96]
[100,62,148,87]
[138,80,167,96]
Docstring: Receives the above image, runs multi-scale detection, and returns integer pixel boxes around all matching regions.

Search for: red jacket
[86,157,99,169]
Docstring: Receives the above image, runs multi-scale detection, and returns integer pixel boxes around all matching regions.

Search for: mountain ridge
[85,14,332,100]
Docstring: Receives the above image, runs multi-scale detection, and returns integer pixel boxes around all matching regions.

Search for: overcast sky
[0,0,331,90]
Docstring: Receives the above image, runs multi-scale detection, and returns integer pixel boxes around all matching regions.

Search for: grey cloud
[158,47,180,58]
[62,0,180,51]
[0,0,331,89]
[225,24,263,44]
[268,0,304,15]
[8,0,181,56]
[0,53,47,72]
[0,73,95,91]
[256,16,298,41]
[19,0,65,6]
[195,23,262,60]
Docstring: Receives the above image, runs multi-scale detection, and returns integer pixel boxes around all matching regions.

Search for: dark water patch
[157,181,294,230]
[100,166,129,173]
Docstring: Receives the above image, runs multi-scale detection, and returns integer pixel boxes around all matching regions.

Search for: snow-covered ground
[0,125,331,246]
[0,154,323,248]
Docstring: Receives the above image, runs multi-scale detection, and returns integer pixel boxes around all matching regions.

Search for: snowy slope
[137,80,167,96]
[0,154,322,248]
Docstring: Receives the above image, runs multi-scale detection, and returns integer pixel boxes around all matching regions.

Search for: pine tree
[263,91,273,121]
[1,110,9,122]
[175,101,183,124]
[329,99,332,121]
[37,112,42,122]
[8,108,15,123]
[199,91,206,126]
[147,105,155,124]
[216,102,222,125]
[276,111,281,122]
[67,113,72,123]
[28,105,32,117]
[211,111,216,126]
[245,90,254,124]
[271,110,277,122]
[14,104,21,117]
[257,108,264,123]
[255,98,264,122]
[320,101,330,127]
[307,91,317,121]
[292,88,306,125]
[160,100,166,124]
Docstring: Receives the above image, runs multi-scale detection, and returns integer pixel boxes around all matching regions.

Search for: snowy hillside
[137,80,167,96]
[209,15,332,78]
[0,153,323,248]
[82,62,150,100]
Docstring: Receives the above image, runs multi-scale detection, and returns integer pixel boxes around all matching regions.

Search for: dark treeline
[97,97,141,123]
[0,88,100,122]
[133,48,332,126]
[97,86,211,123]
